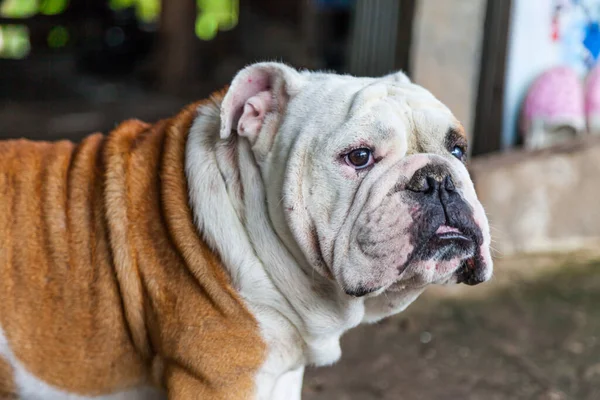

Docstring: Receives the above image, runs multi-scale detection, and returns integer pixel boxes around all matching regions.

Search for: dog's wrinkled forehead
[287,72,463,153]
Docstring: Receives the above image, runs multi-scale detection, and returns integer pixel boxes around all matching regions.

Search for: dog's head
[220,62,492,313]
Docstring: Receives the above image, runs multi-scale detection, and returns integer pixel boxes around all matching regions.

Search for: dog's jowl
[0,62,492,399]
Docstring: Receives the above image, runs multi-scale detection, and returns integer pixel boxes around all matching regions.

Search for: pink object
[521,66,585,149]
[585,65,600,135]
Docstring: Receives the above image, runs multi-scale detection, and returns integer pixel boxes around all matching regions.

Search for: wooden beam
[155,0,197,95]
[394,0,416,76]
[347,0,400,76]
[471,0,512,156]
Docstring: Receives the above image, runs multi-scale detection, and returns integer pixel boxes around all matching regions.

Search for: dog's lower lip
[456,258,484,285]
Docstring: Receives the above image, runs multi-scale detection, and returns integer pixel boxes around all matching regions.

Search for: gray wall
[410,0,487,146]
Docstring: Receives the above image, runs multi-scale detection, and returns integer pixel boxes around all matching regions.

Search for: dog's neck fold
[186,93,365,371]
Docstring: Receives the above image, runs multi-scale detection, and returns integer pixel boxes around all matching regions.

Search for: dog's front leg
[164,363,246,400]
[165,363,285,400]
[164,364,209,400]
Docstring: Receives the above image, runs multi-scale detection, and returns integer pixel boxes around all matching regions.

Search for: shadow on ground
[303,259,600,400]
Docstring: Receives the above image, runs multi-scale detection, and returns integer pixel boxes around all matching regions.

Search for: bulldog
[0,62,492,400]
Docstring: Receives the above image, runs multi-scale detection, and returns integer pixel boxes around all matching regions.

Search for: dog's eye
[450,145,465,160]
[345,148,373,169]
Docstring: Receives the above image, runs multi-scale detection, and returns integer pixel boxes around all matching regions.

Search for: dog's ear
[220,62,304,142]
[381,70,411,84]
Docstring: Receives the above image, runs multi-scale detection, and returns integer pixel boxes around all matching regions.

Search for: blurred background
[1,0,599,399]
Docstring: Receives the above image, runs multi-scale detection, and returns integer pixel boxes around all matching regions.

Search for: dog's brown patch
[0,356,15,399]
[0,96,266,398]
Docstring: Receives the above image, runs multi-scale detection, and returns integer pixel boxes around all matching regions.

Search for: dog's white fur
[185,62,493,399]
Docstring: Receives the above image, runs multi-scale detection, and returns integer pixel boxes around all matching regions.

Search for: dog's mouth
[423,224,477,261]
[420,224,487,285]
[435,225,471,241]
[430,225,488,286]
[345,216,489,297]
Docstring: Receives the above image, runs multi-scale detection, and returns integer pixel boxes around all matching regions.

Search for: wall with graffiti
[503,0,600,149]
[555,0,600,74]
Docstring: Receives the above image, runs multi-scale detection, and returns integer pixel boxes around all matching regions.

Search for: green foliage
[135,0,159,23]
[0,24,31,59]
[196,0,238,40]
[47,25,68,48]
[0,0,240,55]
[39,0,68,16]
[109,0,160,23]
[108,0,135,8]
[0,0,68,18]
[0,0,39,18]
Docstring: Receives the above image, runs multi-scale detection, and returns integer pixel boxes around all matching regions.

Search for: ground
[302,253,600,400]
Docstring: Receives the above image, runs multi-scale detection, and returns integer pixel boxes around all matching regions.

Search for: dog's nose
[406,164,455,198]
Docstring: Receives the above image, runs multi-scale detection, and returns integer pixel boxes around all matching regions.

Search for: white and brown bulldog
[0,62,492,399]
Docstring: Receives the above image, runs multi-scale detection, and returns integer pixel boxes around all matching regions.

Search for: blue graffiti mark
[584,21,600,62]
